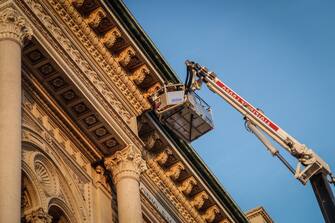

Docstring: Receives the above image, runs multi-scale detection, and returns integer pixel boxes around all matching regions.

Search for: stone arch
[22,144,49,213]
[22,128,88,223]
[48,198,77,223]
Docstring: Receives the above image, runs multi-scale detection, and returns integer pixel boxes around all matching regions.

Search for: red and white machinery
[151,60,335,223]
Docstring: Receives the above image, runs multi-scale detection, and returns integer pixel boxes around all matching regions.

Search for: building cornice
[17,0,145,154]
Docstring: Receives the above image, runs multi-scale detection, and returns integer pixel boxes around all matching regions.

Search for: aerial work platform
[150,84,214,142]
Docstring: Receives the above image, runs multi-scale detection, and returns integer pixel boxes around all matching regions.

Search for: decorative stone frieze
[130,64,150,85]
[85,7,106,28]
[25,208,52,223]
[0,7,32,45]
[166,162,185,181]
[202,205,220,223]
[191,191,209,210]
[155,148,173,166]
[179,176,197,196]
[100,27,121,48]
[104,144,147,184]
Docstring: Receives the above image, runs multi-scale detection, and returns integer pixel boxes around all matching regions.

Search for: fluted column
[0,6,32,223]
[105,145,147,223]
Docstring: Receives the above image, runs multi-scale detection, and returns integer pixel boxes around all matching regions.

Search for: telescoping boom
[184,60,335,223]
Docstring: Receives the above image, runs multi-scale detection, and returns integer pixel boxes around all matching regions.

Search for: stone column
[105,145,147,223]
[0,6,32,223]
[24,208,52,223]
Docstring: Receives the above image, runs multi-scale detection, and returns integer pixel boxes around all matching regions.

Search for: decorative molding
[0,6,32,45]
[24,207,52,223]
[104,145,147,184]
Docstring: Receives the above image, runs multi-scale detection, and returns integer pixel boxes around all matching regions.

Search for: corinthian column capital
[25,207,52,223]
[104,144,147,184]
[0,6,32,45]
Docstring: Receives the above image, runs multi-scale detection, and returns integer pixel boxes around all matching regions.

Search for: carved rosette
[25,208,52,223]
[104,145,147,184]
[0,7,32,45]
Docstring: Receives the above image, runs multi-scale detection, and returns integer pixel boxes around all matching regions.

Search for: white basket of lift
[151,83,214,142]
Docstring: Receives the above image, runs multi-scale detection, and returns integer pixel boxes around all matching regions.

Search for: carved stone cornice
[46,0,151,113]
[104,145,147,184]
[19,0,145,150]
[24,207,52,223]
[0,6,32,45]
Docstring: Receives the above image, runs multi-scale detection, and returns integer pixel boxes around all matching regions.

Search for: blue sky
[123,1,335,222]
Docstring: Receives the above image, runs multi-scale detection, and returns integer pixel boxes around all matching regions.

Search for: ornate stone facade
[0,0,252,223]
